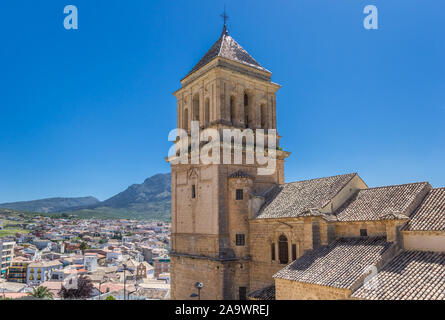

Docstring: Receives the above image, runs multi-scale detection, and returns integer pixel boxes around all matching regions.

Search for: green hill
[0,173,172,221]
[0,197,100,213]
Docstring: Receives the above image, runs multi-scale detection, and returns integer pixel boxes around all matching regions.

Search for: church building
[167,23,445,300]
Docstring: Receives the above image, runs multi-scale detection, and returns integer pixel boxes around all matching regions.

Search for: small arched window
[261,104,267,128]
[183,108,189,131]
[205,98,210,125]
[192,93,200,122]
[271,243,275,261]
[230,96,236,125]
[244,93,249,128]
[278,235,289,264]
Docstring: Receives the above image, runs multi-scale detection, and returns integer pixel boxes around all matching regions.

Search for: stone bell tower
[168,22,289,300]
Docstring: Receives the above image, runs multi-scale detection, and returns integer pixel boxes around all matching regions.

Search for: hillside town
[0,211,171,300]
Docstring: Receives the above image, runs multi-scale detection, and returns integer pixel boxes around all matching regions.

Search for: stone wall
[170,255,224,300]
[173,165,220,237]
[228,177,252,258]
[171,234,220,257]
[249,261,284,292]
[249,218,309,291]
[275,278,351,300]
[334,221,387,238]
[170,255,252,300]
[222,260,251,300]
[402,231,445,252]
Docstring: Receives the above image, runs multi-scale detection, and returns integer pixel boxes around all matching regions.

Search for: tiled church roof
[334,183,431,222]
[351,251,445,300]
[403,188,445,231]
[273,237,393,289]
[185,26,269,78]
[256,173,357,219]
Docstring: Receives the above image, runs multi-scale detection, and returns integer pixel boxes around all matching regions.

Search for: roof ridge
[360,181,429,191]
[217,32,225,57]
[320,173,358,209]
[336,235,387,243]
[283,173,357,186]
[403,249,445,255]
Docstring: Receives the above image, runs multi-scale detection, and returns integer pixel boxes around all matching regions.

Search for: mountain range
[0,173,171,221]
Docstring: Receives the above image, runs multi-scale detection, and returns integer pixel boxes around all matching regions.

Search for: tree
[58,275,94,300]
[79,242,89,254]
[105,295,116,300]
[28,286,54,299]
[112,232,122,240]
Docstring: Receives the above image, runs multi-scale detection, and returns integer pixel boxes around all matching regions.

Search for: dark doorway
[239,287,247,300]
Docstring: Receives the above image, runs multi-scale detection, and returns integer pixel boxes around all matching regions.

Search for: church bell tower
[168,19,289,300]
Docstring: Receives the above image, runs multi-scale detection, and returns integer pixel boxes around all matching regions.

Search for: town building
[27,260,63,285]
[84,253,98,272]
[153,255,170,279]
[136,261,153,280]
[6,259,30,283]
[139,246,153,263]
[0,240,15,278]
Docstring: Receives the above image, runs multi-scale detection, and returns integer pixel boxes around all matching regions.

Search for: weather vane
[220,6,229,27]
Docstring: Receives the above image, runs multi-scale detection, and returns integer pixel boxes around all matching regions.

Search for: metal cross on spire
[220,6,229,27]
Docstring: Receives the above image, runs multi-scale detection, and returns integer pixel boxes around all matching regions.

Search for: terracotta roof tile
[273,237,393,289]
[257,173,357,219]
[403,188,445,231]
[185,26,269,78]
[334,183,431,222]
[248,285,275,300]
[352,251,445,300]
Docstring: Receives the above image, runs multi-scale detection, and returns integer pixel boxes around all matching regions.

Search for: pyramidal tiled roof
[185,26,269,78]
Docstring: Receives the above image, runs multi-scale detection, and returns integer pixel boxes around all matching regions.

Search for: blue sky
[0,0,444,203]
